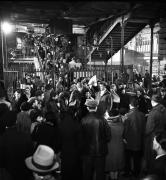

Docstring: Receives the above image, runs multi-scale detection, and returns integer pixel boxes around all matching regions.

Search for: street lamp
[1,22,13,35]
[1,21,13,70]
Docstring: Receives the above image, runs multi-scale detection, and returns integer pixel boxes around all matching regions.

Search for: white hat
[25,145,59,173]
[85,99,98,108]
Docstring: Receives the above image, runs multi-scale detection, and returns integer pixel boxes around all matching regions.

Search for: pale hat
[85,99,98,108]
[25,145,59,173]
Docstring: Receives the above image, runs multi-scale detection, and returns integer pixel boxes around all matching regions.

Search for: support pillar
[149,22,154,90]
[0,20,4,81]
[120,17,125,74]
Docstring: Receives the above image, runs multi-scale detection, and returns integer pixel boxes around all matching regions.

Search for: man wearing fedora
[79,99,111,180]
[25,145,59,180]
[145,92,166,172]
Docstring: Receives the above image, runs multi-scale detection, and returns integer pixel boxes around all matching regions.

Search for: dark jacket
[119,93,130,110]
[146,104,166,136]
[137,95,148,114]
[31,121,58,152]
[149,155,166,180]
[123,108,146,151]
[0,126,34,180]
[79,112,111,156]
[95,90,113,117]
[145,103,166,170]
[161,95,166,108]
[58,108,82,180]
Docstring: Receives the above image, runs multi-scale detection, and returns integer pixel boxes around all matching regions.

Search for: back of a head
[16,112,31,134]
[50,90,57,99]
[129,95,138,107]
[20,102,31,111]
[5,111,17,127]
[45,111,55,125]
[30,109,42,123]
[109,108,119,117]
[45,84,52,91]
[155,131,166,151]
[0,103,9,117]
[141,175,159,180]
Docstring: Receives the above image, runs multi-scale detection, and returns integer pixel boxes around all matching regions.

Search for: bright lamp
[1,22,13,34]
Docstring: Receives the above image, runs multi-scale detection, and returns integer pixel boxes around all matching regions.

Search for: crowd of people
[0,71,166,180]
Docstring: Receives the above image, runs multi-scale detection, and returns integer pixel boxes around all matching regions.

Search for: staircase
[87,4,159,62]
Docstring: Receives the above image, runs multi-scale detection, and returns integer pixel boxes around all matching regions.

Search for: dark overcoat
[95,90,113,117]
[123,108,146,151]
[145,103,166,170]
[58,107,82,180]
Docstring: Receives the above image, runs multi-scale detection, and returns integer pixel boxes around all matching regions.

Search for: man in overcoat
[79,99,111,180]
[95,81,112,118]
[123,95,146,177]
[145,93,166,172]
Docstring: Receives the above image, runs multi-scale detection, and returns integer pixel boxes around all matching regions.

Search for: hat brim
[126,92,136,96]
[25,157,59,173]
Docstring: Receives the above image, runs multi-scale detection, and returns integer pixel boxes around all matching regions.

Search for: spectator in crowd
[95,81,113,118]
[43,84,53,106]
[12,89,22,113]
[45,90,60,125]
[31,111,58,152]
[20,101,31,114]
[148,131,166,179]
[24,86,32,100]
[58,91,82,180]
[105,109,125,180]
[144,70,150,90]
[79,99,111,180]
[119,87,130,115]
[160,87,166,108]
[123,95,146,178]
[25,145,59,180]
[141,175,160,180]
[0,88,12,110]
[56,76,64,94]
[136,90,148,114]
[145,92,166,172]
[0,103,10,135]
[0,112,34,180]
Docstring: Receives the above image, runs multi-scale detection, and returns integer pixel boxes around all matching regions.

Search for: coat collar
[100,89,109,97]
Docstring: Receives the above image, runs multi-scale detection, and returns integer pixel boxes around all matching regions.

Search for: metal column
[120,17,125,74]
[149,22,154,90]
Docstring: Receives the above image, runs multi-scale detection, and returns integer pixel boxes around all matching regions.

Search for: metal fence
[3,64,133,90]
[3,70,19,90]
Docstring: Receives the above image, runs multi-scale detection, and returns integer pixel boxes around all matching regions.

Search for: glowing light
[1,22,13,34]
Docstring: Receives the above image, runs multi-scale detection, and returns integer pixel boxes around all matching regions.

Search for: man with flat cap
[78,99,111,180]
